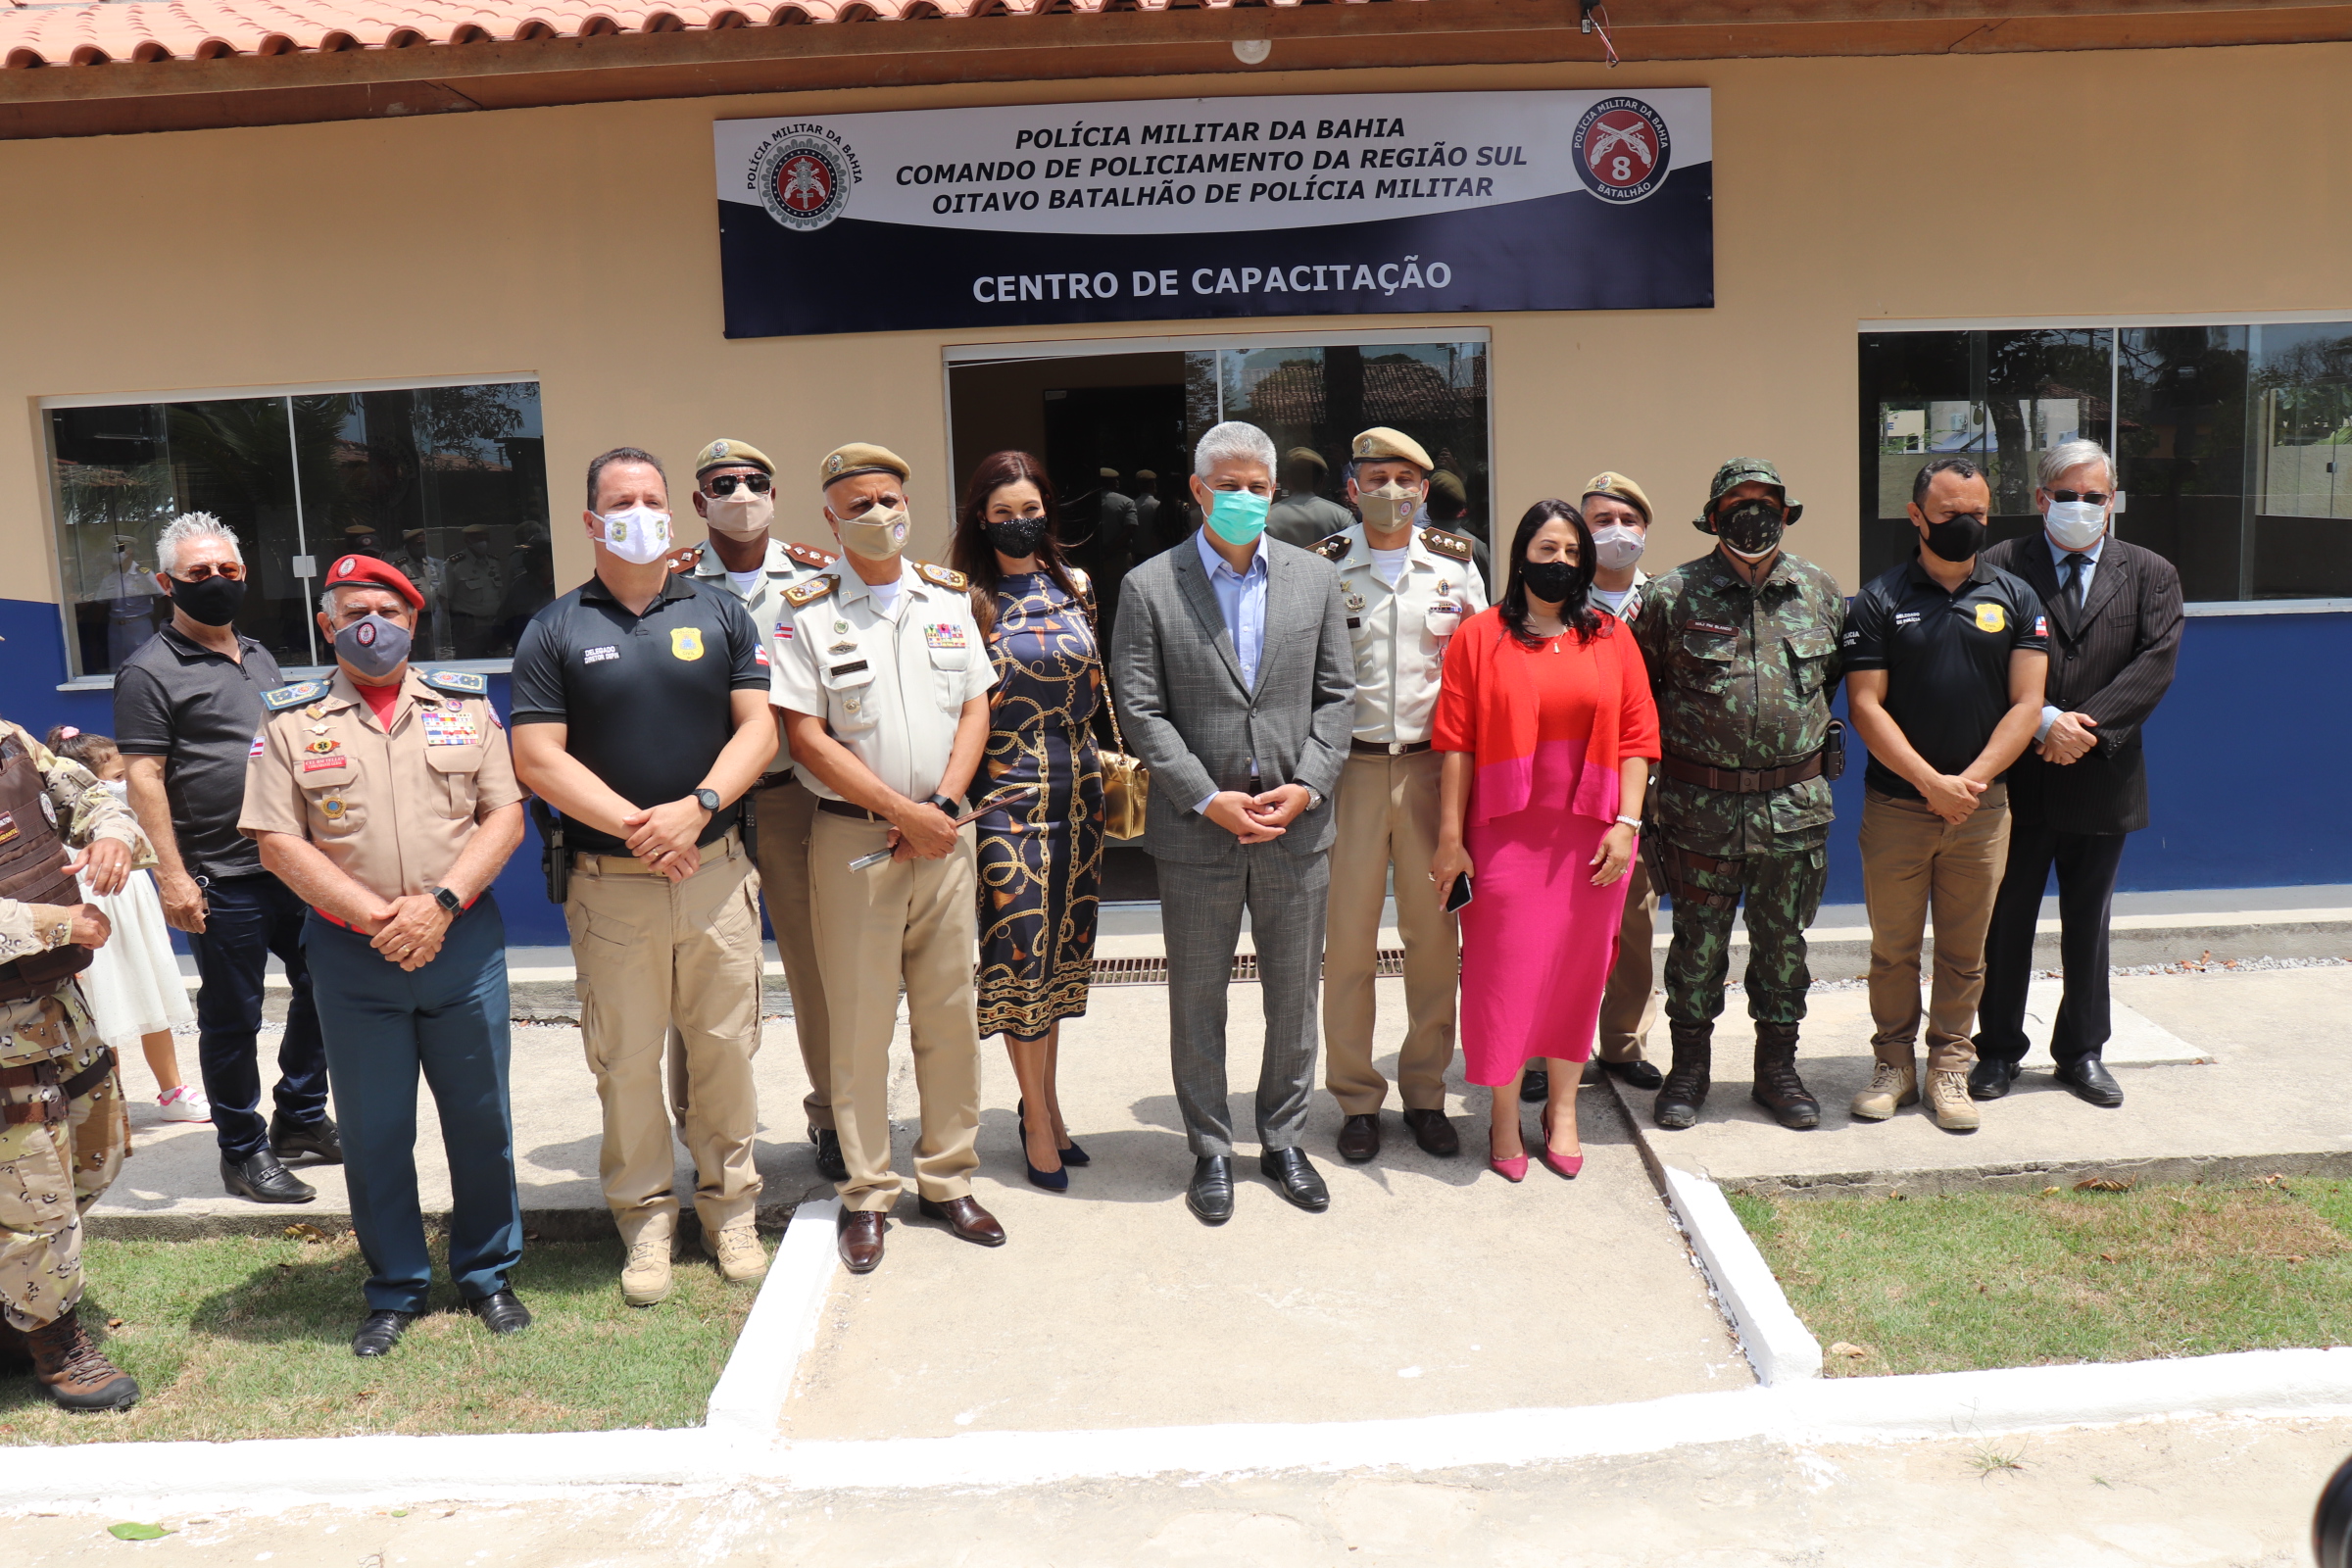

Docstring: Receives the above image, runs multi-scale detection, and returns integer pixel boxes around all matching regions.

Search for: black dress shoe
[352,1309,416,1358]
[1604,1057,1665,1091]
[2057,1057,2125,1107]
[917,1195,1007,1247]
[1968,1058,2022,1101]
[836,1208,886,1273]
[1336,1113,1381,1162]
[1185,1155,1235,1225]
[1519,1066,1550,1103]
[1259,1148,1331,1212]
[271,1113,343,1165]
[1401,1108,1460,1157]
[809,1124,848,1183]
[468,1289,532,1335]
[221,1150,318,1204]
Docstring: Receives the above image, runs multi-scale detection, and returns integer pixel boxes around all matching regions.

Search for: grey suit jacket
[1107,534,1354,864]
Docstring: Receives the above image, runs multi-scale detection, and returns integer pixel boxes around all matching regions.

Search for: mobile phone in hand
[1444,871,1474,912]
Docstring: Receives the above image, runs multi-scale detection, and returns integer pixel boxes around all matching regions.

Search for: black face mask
[1921,514,1988,563]
[985,516,1050,560]
[1716,500,1787,560]
[167,572,246,627]
[1520,559,1580,605]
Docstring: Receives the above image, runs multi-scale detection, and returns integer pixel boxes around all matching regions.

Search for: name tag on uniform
[1687,620,1736,637]
[829,660,869,677]
[421,711,481,747]
[302,757,347,772]
[923,623,967,649]
[583,645,619,665]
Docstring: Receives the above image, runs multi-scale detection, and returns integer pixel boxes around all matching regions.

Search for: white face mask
[1591,523,1646,572]
[836,503,910,563]
[1358,481,1419,532]
[2044,498,2110,552]
[704,490,773,542]
[597,506,673,566]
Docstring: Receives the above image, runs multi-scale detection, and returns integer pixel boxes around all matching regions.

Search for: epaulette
[915,561,969,591]
[261,680,328,712]
[782,574,839,609]
[420,668,488,697]
[1311,534,1352,563]
[1420,527,1474,562]
[781,540,838,571]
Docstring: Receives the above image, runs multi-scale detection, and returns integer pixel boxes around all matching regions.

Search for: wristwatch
[427,885,463,916]
[693,787,722,814]
[1293,782,1324,812]
[923,793,959,815]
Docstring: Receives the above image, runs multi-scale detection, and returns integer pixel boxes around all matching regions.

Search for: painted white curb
[706,1197,840,1440]
[1658,1164,1823,1385]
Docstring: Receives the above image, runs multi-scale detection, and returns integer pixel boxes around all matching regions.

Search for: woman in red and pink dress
[1431,499,1660,1181]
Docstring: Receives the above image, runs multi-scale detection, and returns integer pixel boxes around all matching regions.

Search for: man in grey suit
[1109,421,1354,1225]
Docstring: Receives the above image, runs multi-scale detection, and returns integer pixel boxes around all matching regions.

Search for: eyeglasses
[704,472,772,498]
[171,563,245,582]
[2047,489,2112,506]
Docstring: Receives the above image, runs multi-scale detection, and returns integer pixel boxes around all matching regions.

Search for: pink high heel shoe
[1489,1119,1529,1183]
[1539,1108,1584,1180]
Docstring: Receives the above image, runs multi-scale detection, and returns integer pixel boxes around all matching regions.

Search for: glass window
[2251,322,2352,599]
[45,380,551,678]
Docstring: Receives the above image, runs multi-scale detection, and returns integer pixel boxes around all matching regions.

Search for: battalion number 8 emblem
[1573,96,1672,205]
[757,131,853,232]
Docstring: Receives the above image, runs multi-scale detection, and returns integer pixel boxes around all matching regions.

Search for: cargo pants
[0,985,127,1332]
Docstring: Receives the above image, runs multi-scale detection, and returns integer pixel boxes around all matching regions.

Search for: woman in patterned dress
[951,452,1105,1191]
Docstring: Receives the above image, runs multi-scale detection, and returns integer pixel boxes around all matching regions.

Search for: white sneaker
[158,1085,212,1123]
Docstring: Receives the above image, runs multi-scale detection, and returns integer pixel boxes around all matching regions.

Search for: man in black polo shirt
[114,512,335,1204]
[509,447,777,1307]
[1843,456,2049,1133]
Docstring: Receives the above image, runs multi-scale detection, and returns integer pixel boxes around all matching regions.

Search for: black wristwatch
[693,787,722,814]
[924,793,958,815]
[428,885,463,916]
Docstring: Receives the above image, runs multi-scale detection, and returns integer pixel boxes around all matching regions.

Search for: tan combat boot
[703,1221,769,1285]
[617,1209,675,1307]
[25,1307,140,1412]
[1926,1068,1982,1132]
[1849,1058,1919,1122]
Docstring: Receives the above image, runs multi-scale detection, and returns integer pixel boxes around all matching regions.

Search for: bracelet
[1613,815,1643,831]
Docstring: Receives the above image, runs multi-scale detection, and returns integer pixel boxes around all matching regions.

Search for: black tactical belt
[753,770,797,791]
[816,799,888,822]
[1660,753,1822,794]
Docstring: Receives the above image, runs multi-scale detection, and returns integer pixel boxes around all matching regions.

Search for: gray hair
[156,513,242,575]
[2037,439,2115,491]
[318,580,412,616]
[1193,421,1278,480]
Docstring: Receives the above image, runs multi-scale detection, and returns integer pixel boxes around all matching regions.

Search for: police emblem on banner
[1574,96,1672,205]
[758,132,854,232]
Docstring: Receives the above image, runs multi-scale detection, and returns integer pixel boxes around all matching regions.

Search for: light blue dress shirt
[2036,530,2109,740]
[1193,526,1270,814]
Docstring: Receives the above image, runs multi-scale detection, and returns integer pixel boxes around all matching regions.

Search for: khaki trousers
[1594,857,1661,1062]
[808,811,983,1213]
[1322,750,1457,1115]
[566,832,764,1234]
[1859,785,2013,1073]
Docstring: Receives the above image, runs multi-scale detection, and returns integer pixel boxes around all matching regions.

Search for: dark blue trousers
[304,896,523,1313]
[186,872,329,1161]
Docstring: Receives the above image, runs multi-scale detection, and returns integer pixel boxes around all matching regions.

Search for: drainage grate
[1086,948,1407,986]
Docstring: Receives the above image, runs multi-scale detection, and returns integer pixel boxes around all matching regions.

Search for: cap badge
[825,454,844,476]
[712,440,729,460]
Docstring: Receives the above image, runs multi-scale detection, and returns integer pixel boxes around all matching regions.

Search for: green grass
[0,1231,762,1446]
[1729,1178,2352,1377]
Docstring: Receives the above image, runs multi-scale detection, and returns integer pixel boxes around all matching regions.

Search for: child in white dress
[45,726,209,1122]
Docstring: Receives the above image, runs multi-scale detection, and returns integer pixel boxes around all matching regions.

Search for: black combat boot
[25,1307,139,1412]
[1653,1021,1712,1130]
[1751,1020,1821,1130]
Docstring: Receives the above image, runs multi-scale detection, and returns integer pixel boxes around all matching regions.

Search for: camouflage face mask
[1716,499,1786,560]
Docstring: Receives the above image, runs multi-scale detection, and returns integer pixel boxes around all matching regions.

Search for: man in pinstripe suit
[1974,439,2183,1107]
[1109,421,1354,1226]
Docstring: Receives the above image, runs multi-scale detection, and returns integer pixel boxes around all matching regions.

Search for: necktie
[2061,553,2087,614]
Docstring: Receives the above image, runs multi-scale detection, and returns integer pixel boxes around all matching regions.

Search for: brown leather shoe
[1400,1108,1460,1157]
[25,1307,139,1412]
[917,1195,1006,1247]
[1336,1113,1380,1162]
[836,1207,887,1274]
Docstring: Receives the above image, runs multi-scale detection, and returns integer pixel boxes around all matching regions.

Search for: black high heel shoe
[1020,1100,1089,1166]
[1016,1101,1069,1192]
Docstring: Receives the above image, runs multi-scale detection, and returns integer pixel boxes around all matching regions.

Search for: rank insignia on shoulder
[421,668,487,697]
[781,541,838,570]
[1311,534,1351,563]
[783,574,839,609]
[262,680,328,712]
[1419,528,1473,562]
[915,561,969,591]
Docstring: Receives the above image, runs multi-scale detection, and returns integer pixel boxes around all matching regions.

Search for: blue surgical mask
[1205,488,1270,547]
[333,612,412,680]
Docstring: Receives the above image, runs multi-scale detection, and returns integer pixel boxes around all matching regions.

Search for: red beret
[322,553,424,612]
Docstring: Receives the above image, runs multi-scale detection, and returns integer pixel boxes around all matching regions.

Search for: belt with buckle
[753,769,797,791]
[1350,740,1432,757]
[1659,753,1822,794]
[816,799,888,823]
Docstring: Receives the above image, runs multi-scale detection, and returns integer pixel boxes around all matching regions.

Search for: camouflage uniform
[1631,460,1844,1130]
[0,722,139,1345]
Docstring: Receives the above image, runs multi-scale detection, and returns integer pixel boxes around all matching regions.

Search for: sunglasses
[171,564,246,582]
[2047,489,2112,506]
[704,472,772,497]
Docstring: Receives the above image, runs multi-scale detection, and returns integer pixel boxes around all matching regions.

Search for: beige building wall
[5,40,2349,616]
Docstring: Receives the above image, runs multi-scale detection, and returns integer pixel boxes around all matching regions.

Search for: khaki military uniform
[1310,524,1487,1116]
[0,722,140,1334]
[769,559,997,1213]
[684,537,839,1135]
[443,549,509,658]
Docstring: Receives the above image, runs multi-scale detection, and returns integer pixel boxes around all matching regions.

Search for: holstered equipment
[1648,839,1741,913]
[531,798,570,906]
[0,734,93,1004]
[0,1044,115,1127]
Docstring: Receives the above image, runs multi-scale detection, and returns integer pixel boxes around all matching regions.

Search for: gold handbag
[1097,682,1150,841]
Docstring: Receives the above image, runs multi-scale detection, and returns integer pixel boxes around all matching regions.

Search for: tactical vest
[0,733,92,1003]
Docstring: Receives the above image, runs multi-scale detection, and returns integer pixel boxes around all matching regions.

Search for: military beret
[1427,468,1468,508]
[461,523,490,536]
[1582,470,1654,524]
[1099,466,1121,480]
[343,524,377,538]
[819,443,910,488]
[695,438,775,477]
[1350,426,1434,470]
[1284,447,1328,471]
[321,553,424,612]
[1135,468,1156,481]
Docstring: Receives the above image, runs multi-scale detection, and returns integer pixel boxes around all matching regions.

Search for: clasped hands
[2037,710,2099,765]
[621,796,712,883]
[1205,785,1312,844]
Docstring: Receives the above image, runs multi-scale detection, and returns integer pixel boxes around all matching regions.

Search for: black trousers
[1973,820,2129,1068]
[185,872,329,1161]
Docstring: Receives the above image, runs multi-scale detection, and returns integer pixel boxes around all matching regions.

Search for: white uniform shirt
[695,536,835,775]
[1320,524,1490,746]
[768,560,997,804]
